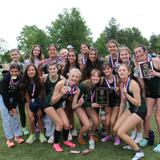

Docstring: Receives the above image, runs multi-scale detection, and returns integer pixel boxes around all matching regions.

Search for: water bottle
[148,129,154,145]
[89,136,95,150]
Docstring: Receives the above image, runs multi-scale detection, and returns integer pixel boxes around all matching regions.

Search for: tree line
[1,8,160,63]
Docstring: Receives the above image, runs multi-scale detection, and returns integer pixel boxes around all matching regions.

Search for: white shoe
[68,132,72,141]
[48,136,54,144]
[131,151,144,160]
[123,145,132,150]
[71,129,78,137]
[134,137,142,144]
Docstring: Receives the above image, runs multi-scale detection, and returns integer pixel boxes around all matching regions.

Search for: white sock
[134,132,142,143]
[131,130,136,139]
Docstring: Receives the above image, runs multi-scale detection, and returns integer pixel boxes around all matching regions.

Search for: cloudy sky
[0,0,160,49]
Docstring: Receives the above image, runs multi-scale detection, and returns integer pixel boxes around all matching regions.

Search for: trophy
[96,87,109,105]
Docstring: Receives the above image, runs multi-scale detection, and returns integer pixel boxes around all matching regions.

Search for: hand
[78,94,84,106]
[10,108,17,117]
[149,70,159,77]
[60,86,69,95]
[122,86,127,97]
[92,103,100,108]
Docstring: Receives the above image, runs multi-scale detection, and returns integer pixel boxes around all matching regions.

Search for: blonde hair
[69,68,82,79]
[119,47,131,55]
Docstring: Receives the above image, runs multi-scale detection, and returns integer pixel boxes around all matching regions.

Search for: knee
[63,122,70,130]
[56,120,64,130]
[117,128,124,138]
[84,121,90,130]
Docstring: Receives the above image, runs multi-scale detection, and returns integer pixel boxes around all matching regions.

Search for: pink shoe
[101,135,112,143]
[114,136,120,145]
[63,141,76,148]
[53,143,63,152]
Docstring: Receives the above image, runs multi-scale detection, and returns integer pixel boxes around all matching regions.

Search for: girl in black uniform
[101,62,120,145]
[114,64,147,160]
[43,61,64,143]
[46,68,82,152]
[134,44,160,152]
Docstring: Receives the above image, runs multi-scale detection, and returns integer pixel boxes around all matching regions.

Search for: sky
[0,0,160,49]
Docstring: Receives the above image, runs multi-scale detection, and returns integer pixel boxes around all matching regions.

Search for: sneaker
[7,139,15,148]
[14,137,24,144]
[139,138,148,147]
[131,151,144,160]
[26,134,36,144]
[68,132,72,141]
[22,127,29,136]
[63,141,76,148]
[101,135,112,143]
[71,129,78,137]
[123,145,133,150]
[39,133,47,143]
[53,143,63,152]
[48,136,54,144]
[153,144,160,153]
[78,137,86,145]
[114,136,120,145]
[91,135,99,142]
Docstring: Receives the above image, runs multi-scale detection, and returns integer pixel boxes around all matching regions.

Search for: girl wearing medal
[21,64,47,144]
[113,64,147,160]
[38,44,62,76]
[79,69,101,144]
[43,61,65,143]
[101,62,120,145]
[105,39,119,74]
[82,48,104,80]
[47,68,82,152]
[0,63,24,148]
[134,44,160,152]
[24,45,43,68]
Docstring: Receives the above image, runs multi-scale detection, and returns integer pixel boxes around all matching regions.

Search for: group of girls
[0,40,160,160]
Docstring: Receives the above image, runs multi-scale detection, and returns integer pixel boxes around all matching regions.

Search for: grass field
[0,115,160,160]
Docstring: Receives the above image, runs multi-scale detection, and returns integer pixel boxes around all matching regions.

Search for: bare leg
[117,113,142,151]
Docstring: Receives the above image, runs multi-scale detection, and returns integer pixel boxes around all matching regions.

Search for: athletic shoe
[101,135,112,143]
[139,138,148,147]
[7,139,15,148]
[22,127,29,136]
[71,129,78,137]
[123,145,133,150]
[48,136,54,144]
[78,137,86,145]
[114,136,120,145]
[91,135,99,142]
[53,143,63,152]
[131,151,144,160]
[14,137,24,144]
[39,133,47,143]
[68,132,72,141]
[26,134,36,144]
[63,141,76,148]
[153,144,160,153]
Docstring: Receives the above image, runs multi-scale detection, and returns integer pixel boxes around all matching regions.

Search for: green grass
[0,116,160,160]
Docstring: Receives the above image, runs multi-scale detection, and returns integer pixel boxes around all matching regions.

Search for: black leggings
[18,100,26,128]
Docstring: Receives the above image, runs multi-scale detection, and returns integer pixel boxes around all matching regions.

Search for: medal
[31,98,35,103]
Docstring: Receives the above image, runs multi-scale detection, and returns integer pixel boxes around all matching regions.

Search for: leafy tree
[149,34,160,53]
[95,18,148,56]
[47,8,93,53]
[0,38,9,63]
[17,25,49,57]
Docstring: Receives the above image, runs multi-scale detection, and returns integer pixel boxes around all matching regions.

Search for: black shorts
[129,107,147,120]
